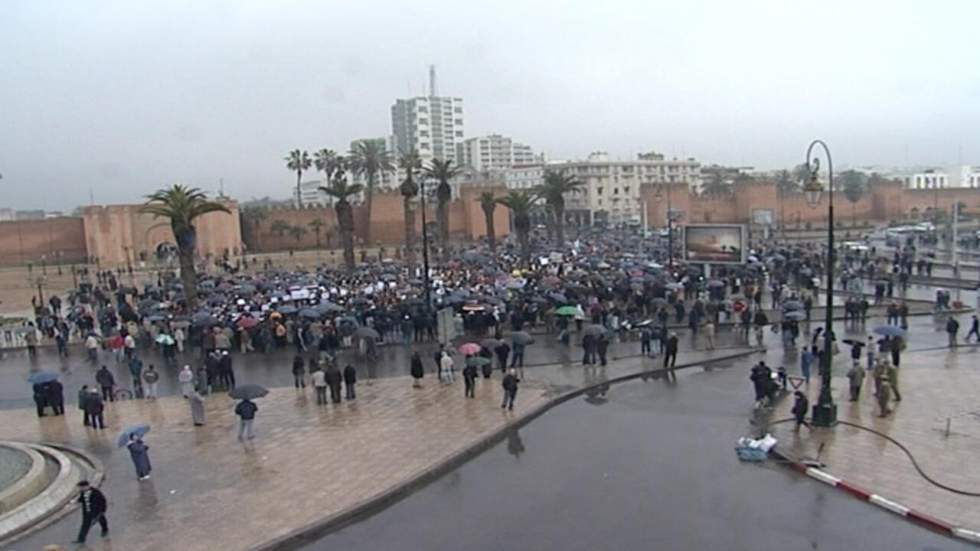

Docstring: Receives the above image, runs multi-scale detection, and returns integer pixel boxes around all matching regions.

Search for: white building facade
[391,96,464,165]
[504,152,701,226]
[459,134,537,172]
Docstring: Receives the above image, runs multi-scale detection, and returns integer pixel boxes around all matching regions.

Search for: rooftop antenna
[219,177,225,197]
[429,64,437,97]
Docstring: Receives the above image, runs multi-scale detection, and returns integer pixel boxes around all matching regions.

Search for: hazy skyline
[3,0,979,210]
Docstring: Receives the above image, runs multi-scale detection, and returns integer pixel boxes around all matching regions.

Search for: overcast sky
[3,0,979,210]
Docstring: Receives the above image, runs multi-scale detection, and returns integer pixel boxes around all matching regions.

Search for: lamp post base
[811,402,837,427]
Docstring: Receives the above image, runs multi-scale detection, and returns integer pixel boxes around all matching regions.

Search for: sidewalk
[5,346,752,551]
[769,347,980,534]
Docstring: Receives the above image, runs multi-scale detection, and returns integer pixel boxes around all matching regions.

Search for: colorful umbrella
[458,342,482,355]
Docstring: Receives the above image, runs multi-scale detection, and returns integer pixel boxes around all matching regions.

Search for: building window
[624,186,630,194]
[456,131,463,137]
[613,188,619,195]
[596,187,603,195]
[454,119,463,125]
[454,107,462,113]
[419,118,428,125]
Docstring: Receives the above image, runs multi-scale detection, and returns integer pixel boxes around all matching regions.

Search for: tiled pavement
[770,347,980,532]
[5,345,752,551]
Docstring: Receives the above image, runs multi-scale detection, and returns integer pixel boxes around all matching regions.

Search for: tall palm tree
[141,185,230,310]
[350,140,393,243]
[701,171,731,196]
[270,219,291,237]
[285,150,312,207]
[537,170,583,244]
[398,150,422,269]
[320,178,363,271]
[496,190,538,266]
[287,225,308,244]
[314,149,340,187]
[308,218,325,248]
[478,191,498,251]
[424,158,461,252]
[240,206,268,249]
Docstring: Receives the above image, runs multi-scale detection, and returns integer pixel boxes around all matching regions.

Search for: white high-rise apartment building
[505,151,701,226]
[459,134,536,172]
[390,67,464,165]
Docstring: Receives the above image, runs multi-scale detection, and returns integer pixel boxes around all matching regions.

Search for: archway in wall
[156,242,178,263]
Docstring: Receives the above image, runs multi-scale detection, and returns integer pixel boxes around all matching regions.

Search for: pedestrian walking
[887,361,901,402]
[800,348,813,383]
[126,435,152,480]
[663,332,679,380]
[325,363,343,404]
[501,368,519,411]
[947,317,960,347]
[189,391,206,426]
[410,352,424,388]
[72,481,108,544]
[142,364,160,399]
[463,363,477,398]
[85,389,105,429]
[846,363,865,401]
[343,364,357,400]
[877,378,892,417]
[440,352,455,384]
[178,365,194,398]
[967,315,980,343]
[96,366,115,402]
[311,367,327,405]
[78,385,91,427]
[704,321,716,350]
[32,383,48,417]
[46,380,65,416]
[292,355,306,389]
[791,391,811,431]
[234,398,257,441]
[596,334,609,366]
[495,341,510,372]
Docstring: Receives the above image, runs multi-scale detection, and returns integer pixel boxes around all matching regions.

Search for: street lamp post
[802,139,838,428]
[418,176,433,314]
[655,184,674,269]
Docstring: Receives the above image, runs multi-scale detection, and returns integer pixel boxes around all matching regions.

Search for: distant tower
[429,64,437,97]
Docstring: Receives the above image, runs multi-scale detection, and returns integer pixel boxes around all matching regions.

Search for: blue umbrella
[783,311,806,321]
[298,308,321,319]
[28,371,59,385]
[781,301,803,311]
[873,325,907,338]
[117,424,151,448]
[277,305,298,315]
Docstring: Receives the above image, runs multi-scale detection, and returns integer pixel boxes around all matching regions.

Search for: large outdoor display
[683,224,746,264]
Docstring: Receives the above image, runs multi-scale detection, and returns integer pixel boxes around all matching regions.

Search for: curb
[769,448,980,544]
[251,348,763,551]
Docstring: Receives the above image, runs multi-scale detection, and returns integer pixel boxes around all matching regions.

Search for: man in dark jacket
[73,480,108,544]
[663,332,679,378]
[463,363,478,398]
[95,366,115,402]
[85,390,105,429]
[325,364,343,403]
[343,364,357,400]
[46,380,65,415]
[596,335,609,366]
[32,383,48,417]
[581,334,595,365]
[78,385,91,426]
[791,391,811,431]
[501,368,519,410]
[235,399,257,440]
[219,351,236,390]
[495,342,511,372]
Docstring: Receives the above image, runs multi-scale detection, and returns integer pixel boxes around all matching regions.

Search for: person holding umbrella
[235,398,258,441]
[124,432,152,481]
[46,379,65,416]
[32,382,48,418]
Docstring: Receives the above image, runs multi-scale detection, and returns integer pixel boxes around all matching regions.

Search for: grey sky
[2,0,979,210]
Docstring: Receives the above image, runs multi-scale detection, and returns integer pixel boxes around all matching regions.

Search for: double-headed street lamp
[418,175,433,314]
[802,139,837,427]
[654,184,674,269]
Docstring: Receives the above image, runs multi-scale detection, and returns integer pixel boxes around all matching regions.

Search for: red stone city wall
[0,217,88,266]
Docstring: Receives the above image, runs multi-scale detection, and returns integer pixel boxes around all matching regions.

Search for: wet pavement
[300,366,973,551]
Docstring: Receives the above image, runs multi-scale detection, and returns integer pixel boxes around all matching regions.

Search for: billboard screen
[683,224,746,264]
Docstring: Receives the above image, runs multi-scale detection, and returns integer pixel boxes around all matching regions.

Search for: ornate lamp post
[654,184,674,269]
[418,176,432,313]
[802,139,837,427]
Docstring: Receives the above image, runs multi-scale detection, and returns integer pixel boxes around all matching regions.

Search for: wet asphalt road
[300,365,972,551]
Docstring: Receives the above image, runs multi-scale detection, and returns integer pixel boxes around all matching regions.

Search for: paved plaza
[771,347,980,533]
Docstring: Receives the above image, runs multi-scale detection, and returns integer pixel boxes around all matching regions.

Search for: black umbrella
[229,384,269,400]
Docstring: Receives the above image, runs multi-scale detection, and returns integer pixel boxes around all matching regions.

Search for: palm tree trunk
[364,173,375,244]
[175,230,199,310]
[342,226,355,270]
[438,198,449,252]
[295,172,302,208]
[555,207,565,243]
[518,229,530,266]
[484,211,496,251]
[404,199,416,270]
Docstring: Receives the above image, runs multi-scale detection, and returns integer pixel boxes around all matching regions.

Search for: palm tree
[320,178,364,271]
[424,158,461,252]
[840,170,868,225]
[478,191,498,251]
[398,150,422,269]
[285,150,312,207]
[496,190,538,266]
[350,140,393,243]
[270,219,291,237]
[537,170,583,244]
[240,206,268,249]
[308,218,325,248]
[141,185,230,310]
[314,149,340,189]
[701,171,730,196]
[287,225,308,244]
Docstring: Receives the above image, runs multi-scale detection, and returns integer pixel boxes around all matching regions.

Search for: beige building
[458,134,536,172]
